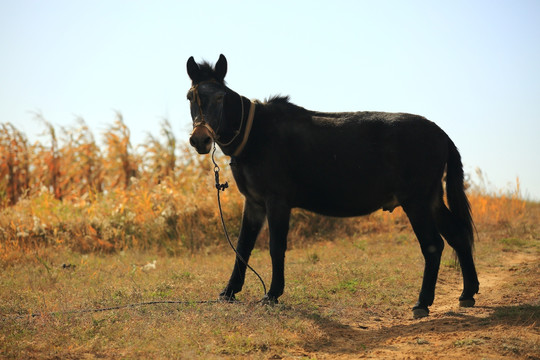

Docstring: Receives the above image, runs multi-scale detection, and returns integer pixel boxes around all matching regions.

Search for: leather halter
[189,81,255,157]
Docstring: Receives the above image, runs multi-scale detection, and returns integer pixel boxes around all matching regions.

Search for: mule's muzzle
[189,125,214,154]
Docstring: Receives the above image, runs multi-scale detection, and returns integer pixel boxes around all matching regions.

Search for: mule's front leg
[262,199,291,304]
[220,199,266,301]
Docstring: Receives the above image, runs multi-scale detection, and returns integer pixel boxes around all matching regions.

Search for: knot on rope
[214,166,229,192]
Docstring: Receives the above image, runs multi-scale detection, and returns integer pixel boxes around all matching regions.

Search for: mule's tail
[445,139,474,248]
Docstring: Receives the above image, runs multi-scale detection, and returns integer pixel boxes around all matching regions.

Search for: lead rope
[211,145,267,297]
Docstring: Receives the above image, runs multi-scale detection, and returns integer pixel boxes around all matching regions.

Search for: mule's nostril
[189,137,196,147]
[204,137,212,145]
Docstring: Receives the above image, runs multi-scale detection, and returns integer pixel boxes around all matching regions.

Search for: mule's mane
[253,95,308,118]
[262,95,291,104]
[262,94,306,111]
[255,95,296,108]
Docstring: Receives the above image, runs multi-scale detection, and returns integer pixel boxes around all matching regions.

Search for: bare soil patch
[294,250,539,359]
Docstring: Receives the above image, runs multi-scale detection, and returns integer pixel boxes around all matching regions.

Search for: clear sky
[1,1,539,199]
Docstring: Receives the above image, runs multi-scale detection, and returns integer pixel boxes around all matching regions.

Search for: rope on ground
[2,299,227,320]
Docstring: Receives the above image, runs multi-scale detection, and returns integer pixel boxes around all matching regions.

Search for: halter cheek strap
[190,82,216,136]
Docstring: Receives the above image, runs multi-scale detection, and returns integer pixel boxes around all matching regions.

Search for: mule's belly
[297,201,382,217]
[292,182,398,217]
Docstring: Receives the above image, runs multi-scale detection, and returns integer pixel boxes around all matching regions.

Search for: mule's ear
[214,54,227,82]
[187,56,200,82]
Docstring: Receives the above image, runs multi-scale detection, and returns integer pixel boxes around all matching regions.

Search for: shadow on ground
[296,304,539,357]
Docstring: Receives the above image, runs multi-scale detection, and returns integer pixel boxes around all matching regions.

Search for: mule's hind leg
[402,201,445,318]
[435,203,479,307]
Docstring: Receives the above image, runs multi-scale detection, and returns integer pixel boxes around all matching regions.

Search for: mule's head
[186,54,228,154]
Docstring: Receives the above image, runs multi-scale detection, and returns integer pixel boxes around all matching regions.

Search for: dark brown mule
[186,54,479,318]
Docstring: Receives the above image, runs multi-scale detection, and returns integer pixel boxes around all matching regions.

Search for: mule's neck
[218,91,256,157]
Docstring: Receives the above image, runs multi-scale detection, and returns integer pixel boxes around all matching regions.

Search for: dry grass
[0,207,538,359]
[0,118,538,358]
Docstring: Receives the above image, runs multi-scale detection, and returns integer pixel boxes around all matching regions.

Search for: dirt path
[294,250,539,359]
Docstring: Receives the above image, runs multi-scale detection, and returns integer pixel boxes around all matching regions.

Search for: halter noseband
[189,81,255,157]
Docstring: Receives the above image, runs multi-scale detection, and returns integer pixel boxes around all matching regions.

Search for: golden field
[0,117,538,359]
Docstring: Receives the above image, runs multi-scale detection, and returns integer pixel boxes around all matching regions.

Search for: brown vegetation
[0,117,538,359]
[0,116,531,259]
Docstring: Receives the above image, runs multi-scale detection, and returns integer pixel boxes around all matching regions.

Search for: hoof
[412,306,429,319]
[459,298,475,308]
[218,293,237,303]
[260,294,279,306]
